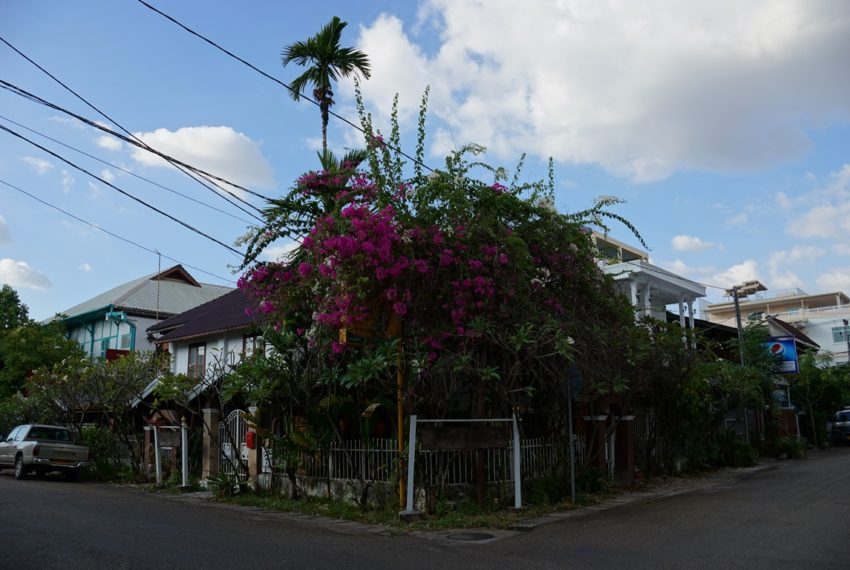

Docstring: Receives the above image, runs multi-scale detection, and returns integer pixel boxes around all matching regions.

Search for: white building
[703,281,850,364]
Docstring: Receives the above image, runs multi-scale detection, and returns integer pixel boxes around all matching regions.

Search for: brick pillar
[202,408,220,481]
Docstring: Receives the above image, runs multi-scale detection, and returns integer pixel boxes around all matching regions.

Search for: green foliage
[281,15,371,151]
[82,426,120,479]
[0,317,83,399]
[576,466,612,494]
[791,352,850,447]
[0,284,31,333]
[0,391,54,437]
[207,470,243,498]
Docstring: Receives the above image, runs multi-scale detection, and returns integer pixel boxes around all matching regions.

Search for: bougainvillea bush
[238,99,636,431]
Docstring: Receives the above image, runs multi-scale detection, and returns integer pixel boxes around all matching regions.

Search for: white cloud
[261,240,299,262]
[61,170,74,194]
[832,244,850,256]
[0,258,51,290]
[87,181,102,199]
[130,126,275,193]
[96,135,123,151]
[0,215,9,244]
[816,269,850,293]
[350,1,850,182]
[775,191,793,211]
[710,260,760,289]
[79,263,93,273]
[767,246,825,289]
[787,164,850,238]
[725,212,748,226]
[100,169,115,183]
[20,156,55,175]
[671,235,716,252]
[657,258,716,279]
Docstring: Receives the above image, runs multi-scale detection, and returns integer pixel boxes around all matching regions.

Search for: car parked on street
[829,409,850,446]
[0,424,89,481]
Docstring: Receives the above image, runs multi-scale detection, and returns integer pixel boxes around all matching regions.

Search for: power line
[0,113,256,225]
[0,36,270,216]
[0,178,236,284]
[135,0,436,175]
[0,123,243,257]
[0,78,265,221]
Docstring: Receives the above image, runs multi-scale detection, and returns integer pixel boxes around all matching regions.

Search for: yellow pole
[397,341,405,508]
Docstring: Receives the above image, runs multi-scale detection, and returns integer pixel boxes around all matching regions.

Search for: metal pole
[397,343,405,509]
[843,319,850,365]
[567,380,576,504]
[732,286,751,443]
[181,417,189,487]
[153,426,162,484]
[512,412,522,509]
[404,415,417,513]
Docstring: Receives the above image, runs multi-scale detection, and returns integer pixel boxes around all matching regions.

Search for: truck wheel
[14,456,27,480]
[64,469,79,482]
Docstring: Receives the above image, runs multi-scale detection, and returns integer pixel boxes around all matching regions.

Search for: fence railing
[268,435,576,487]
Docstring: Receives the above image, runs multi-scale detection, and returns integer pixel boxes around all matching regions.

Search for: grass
[215,489,597,531]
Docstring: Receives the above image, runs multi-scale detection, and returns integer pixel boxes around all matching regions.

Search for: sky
[1,0,849,320]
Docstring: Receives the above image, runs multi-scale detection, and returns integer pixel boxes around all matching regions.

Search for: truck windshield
[25,427,72,441]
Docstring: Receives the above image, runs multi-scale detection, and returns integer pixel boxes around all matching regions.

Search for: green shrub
[82,426,120,479]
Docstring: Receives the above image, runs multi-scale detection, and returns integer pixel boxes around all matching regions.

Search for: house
[146,288,263,379]
[60,265,231,360]
[703,281,849,364]
[581,234,707,484]
[145,288,265,480]
[594,233,707,329]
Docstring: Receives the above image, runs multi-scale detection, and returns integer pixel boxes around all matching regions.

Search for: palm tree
[282,16,371,152]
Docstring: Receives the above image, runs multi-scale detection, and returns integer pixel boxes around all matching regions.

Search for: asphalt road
[2,448,849,569]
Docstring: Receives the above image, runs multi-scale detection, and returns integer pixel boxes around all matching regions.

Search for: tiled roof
[60,265,232,319]
[147,288,262,342]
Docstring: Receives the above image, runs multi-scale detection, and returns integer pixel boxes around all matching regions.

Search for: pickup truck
[0,424,90,481]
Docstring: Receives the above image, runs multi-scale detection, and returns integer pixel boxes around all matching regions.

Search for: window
[832,326,850,344]
[243,334,264,359]
[188,343,206,379]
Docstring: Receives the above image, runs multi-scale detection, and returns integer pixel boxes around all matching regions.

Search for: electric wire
[0,177,236,284]
[0,78,264,222]
[0,36,270,216]
[0,113,255,225]
[134,0,436,175]
[0,123,244,257]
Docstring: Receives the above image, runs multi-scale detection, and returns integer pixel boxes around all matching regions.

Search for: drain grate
[446,532,495,542]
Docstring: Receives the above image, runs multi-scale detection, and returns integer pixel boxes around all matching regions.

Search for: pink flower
[491,182,507,195]
[259,300,275,314]
[392,302,407,316]
[498,253,509,265]
[331,341,344,354]
[298,262,313,277]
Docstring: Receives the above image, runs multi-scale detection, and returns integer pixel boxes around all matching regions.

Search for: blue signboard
[765,336,799,374]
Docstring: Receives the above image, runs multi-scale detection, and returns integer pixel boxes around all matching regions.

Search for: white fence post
[153,426,162,485]
[512,413,522,509]
[181,417,189,487]
[404,415,417,513]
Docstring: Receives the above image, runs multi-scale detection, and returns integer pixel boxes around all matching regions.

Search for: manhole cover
[446,532,495,542]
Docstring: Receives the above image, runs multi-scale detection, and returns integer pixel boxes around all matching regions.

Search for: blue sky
[1,0,849,320]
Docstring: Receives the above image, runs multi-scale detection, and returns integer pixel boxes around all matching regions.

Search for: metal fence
[271,435,575,487]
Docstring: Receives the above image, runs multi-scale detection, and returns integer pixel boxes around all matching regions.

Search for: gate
[219,409,248,479]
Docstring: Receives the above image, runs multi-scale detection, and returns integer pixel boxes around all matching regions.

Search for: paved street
[2,448,849,569]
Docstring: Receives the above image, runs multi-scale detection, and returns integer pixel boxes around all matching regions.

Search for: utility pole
[732,285,750,443]
[732,285,745,366]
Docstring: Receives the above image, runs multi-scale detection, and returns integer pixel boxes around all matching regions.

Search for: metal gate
[219,409,248,479]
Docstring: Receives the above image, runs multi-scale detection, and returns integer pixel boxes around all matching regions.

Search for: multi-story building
[703,280,850,364]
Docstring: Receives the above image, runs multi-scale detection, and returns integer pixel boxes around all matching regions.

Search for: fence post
[404,415,417,513]
[512,413,522,509]
[153,425,162,485]
[181,417,189,488]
